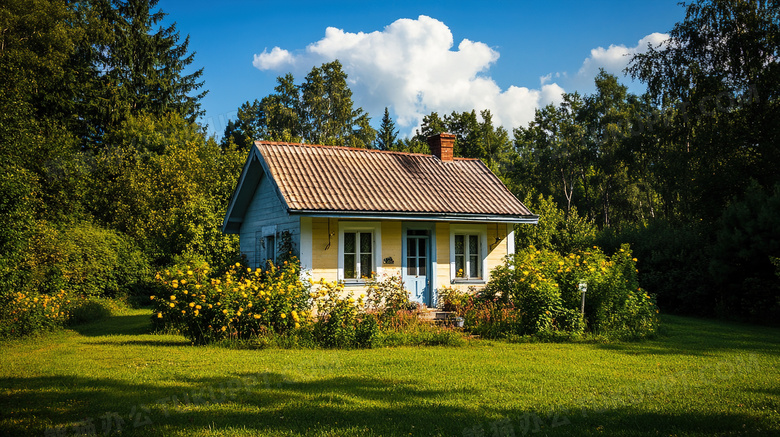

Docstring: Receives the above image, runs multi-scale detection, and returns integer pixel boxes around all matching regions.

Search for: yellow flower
[150,296,155,300]
[170,295,176,301]
[193,310,199,316]
[157,312,163,318]
[294,323,300,328]
[280,313,286,319]
[187,270,193,276]
[253,314,261,319]
[221,326,227,331]
[172,283,179,289]
[195,305,201,310]
[222,309,228,314]
[189,302,195,308]
[169,303,175,308]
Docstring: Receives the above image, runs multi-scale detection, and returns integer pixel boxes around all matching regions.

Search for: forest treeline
[1,0,779,336]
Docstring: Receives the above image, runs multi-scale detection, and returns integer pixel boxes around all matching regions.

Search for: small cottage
[222,133,538,306]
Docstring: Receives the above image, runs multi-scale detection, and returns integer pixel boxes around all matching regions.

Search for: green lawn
[1,310,778,436]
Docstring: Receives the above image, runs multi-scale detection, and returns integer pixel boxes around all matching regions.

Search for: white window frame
[450,223,487,283]
[338,221,382,284]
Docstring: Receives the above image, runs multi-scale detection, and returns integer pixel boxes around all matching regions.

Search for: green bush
[23,221,151,299]
[0,290,121,338]
[67,297,119,325]
[0,290,72,338]
[516,194,597,254]
[597,221,712,316]
[152,259,310,344]
[436,286,471,311]
[475,245,657,339]
[710,182,780,322]
[310,280,378,348]
[364,273,410,318]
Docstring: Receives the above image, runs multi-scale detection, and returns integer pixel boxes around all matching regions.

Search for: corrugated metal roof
[254,141,534,219]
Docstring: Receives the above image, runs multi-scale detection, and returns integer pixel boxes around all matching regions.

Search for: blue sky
[159,0,686,138]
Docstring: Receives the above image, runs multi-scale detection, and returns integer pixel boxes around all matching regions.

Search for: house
[222,133,538,306]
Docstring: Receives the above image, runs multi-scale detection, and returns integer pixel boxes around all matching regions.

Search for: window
[450,224,487,282]
[264,235,276,266]
[256,225,277,269]
[454,234,480,279]
[343,231,373,280]
[338,222,382,283]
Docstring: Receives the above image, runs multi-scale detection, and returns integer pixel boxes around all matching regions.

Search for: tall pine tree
[376,107,398,150]
[87,0,206,148]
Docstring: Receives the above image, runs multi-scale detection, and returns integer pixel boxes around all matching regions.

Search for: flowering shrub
[436,286,471,312]
[364,273,410,317]
[310,280,377,348]
[476,244,657,339]
[0,290,72,337]
[152,259,310,344]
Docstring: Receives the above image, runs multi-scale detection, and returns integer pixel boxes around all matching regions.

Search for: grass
[0,310,778,436]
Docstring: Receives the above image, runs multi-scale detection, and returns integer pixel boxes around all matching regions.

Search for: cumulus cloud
[253,15,565,135]
[252,17,668,136]
[253,47,295,70]
[571,32,669,90]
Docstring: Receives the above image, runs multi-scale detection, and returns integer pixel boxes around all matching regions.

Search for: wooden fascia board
[288,210,539,224]
[254,148,293,214]
[221,148,262,234]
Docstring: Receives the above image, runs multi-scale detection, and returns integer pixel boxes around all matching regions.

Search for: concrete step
[417,310,455,321]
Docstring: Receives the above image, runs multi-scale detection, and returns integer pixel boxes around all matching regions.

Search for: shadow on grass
[0,370,775,437]
[84,339,191,347]
[70,312,153,337]
[594,314,780,357]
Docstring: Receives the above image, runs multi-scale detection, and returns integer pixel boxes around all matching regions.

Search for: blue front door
[405,230,430,305]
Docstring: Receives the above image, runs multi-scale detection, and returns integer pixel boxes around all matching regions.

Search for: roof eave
[287,209,539,224]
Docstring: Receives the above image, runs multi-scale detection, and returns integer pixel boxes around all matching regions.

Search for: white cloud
[571,32,669,90]
[253,47,295,70]
[252,18,668,136]
[252,15,565,136]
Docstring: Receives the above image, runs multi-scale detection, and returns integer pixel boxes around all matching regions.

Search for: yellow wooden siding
[380,221,403,279]
[310,217,338,283]
[486,223,509,276]
[435,222,450,292]
[309,218,511,297]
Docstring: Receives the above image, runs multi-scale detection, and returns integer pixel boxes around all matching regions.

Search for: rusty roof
[252,141,535,220]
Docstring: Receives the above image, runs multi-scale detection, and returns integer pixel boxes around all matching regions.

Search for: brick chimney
[427,133,455,162]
